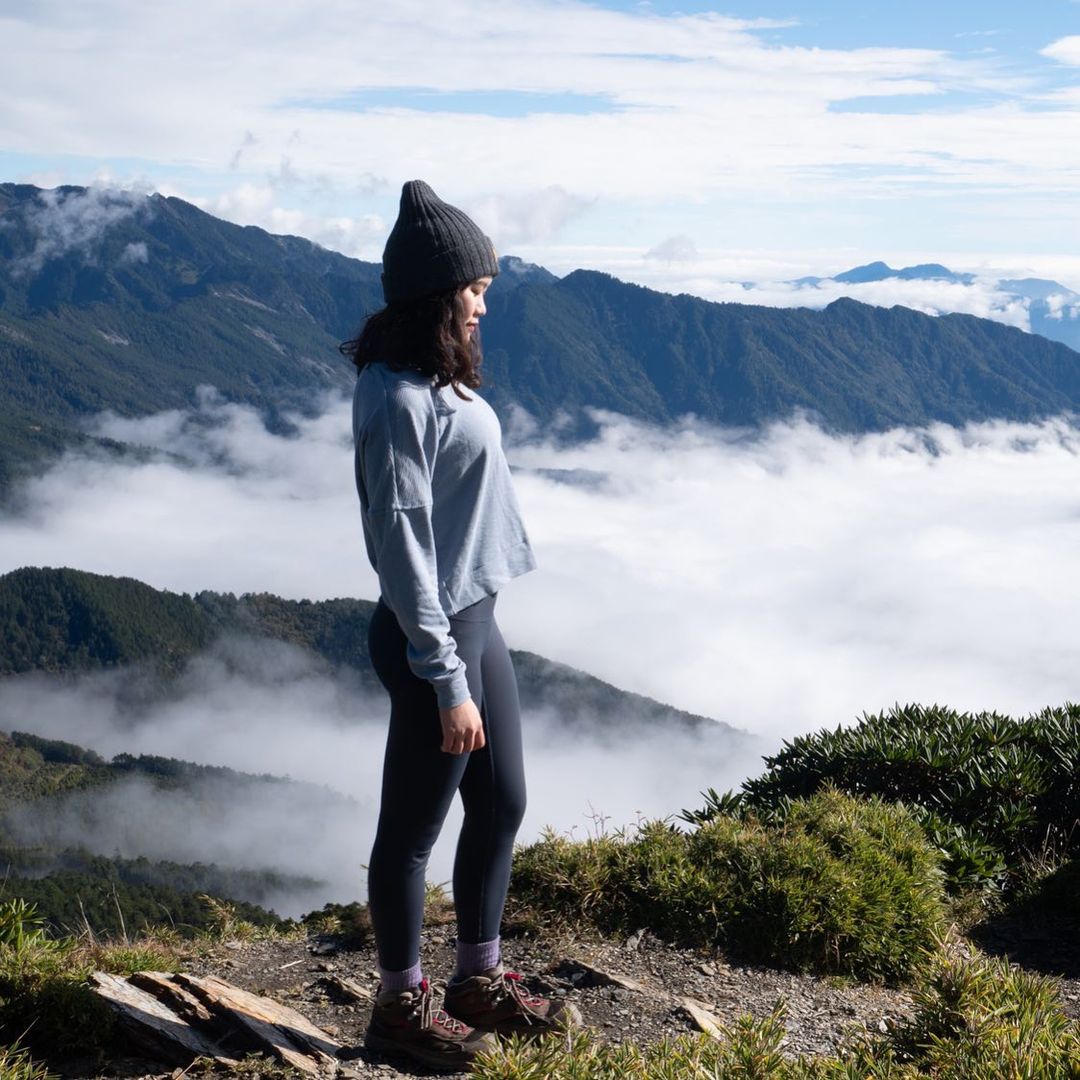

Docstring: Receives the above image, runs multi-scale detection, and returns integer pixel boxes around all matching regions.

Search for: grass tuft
[0,1042,54,1080]
[0,899,192,1061]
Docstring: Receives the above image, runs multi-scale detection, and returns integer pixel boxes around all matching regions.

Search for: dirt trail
[74,916,1080,1079]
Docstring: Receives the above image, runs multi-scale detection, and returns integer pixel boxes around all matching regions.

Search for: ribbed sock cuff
[453,937,501,981]
[379,961,424,993]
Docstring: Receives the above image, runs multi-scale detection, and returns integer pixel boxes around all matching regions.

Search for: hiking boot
[443,967,582,1037]
[364,978,496,1072]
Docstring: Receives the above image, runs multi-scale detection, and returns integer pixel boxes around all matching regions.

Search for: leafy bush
[513,788,946,981]
[474,1005,795,1080]
[681,703,1080,894]
[887,950,1080,1077]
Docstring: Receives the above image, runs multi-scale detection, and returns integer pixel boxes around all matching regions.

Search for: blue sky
[3,0,1080,295]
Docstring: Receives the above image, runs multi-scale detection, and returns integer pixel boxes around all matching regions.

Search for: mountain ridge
[3,183,1080,488]
[0,565,739,739]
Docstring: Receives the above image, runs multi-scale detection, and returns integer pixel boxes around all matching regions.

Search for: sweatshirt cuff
[435,667,471,710]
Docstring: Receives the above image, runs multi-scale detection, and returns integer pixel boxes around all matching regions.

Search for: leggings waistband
[448,592,497,624]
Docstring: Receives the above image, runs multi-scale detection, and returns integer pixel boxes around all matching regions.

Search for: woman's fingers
[439,700,486,754]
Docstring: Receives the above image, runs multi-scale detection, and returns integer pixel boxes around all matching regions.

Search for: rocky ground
[64,908,1080,1079]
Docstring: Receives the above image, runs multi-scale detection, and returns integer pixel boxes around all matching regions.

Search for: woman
[345,180,578,1072]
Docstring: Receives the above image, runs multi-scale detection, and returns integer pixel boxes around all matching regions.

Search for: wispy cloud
[3,0,1075,221]
[645,235,700,263]
[10,185,151,274]
[0,632,759,915]
[471,186,593,246]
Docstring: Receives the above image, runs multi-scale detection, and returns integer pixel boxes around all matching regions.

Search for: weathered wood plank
[129,970,218,1027]
[322,975,373,1004]
[175,972,342,1074]
[89,972,233,1065]
[681,997,725,1040]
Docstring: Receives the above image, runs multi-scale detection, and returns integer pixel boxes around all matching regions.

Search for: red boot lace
[502,971,548,1011]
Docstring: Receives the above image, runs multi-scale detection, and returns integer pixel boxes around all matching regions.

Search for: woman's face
[459,276,492,337]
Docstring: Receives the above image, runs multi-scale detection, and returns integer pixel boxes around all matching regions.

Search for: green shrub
[682,703,1080,895]
[888,950,1080,1077]
[513,788,946,981]
[0,902,109,1058]
[474,1005,795,1080]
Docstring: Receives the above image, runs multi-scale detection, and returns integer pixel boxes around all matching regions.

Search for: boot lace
[414,979,470,1035]
[499,971,547,1018]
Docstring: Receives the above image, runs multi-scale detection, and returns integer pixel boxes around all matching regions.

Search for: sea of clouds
[2,393,1079,913]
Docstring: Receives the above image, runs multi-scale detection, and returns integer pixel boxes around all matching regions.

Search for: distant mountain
[4,184,1080,488]
[493,254,559,291]
[790,261,1080,355]
[833,261,975,285]
[0,182,383,488]
[794,261,975,286]
[0,566,738,740]
[0,728,329,933]
[480,273,1080,433]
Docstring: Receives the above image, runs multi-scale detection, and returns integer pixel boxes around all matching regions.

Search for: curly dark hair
[339,287,481,399]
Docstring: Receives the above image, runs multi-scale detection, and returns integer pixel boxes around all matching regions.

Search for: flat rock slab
[90,970,344,1075]
[554,957,651,994]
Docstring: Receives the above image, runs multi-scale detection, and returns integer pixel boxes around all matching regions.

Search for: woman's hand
[439,699,486,754]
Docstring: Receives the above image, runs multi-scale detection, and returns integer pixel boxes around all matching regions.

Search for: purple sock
[379,960,424,994]
[453,937,501,982]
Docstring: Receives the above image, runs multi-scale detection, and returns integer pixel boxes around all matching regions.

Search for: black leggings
[366,593,527,971]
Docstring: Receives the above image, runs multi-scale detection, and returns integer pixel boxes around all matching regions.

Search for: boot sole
[364,1028,487,1073]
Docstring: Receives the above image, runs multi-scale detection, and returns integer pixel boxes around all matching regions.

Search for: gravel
[71,917,1080,1079]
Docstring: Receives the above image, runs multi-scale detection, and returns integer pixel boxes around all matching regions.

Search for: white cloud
[1045,292,1080,320]
[471,186,594,247]
[1041,35,1080,66]
[187,182,387,260]
[10,185,151,274]
[119,240,148,264]
[645,235,700,262]
[0,634,758,916]
[1,0,1074,215]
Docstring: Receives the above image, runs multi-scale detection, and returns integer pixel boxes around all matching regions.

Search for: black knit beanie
[380,180,499,304]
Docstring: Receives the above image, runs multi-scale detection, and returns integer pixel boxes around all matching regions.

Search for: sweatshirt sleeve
[357,387,471,710]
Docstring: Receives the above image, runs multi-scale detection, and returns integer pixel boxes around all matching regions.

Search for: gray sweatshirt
[351,363,536,708]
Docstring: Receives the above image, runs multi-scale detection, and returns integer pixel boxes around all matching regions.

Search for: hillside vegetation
[0,730,316,936]
[481,272,1080,435]
[681,702,1080,896]
[0,566,733,737]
